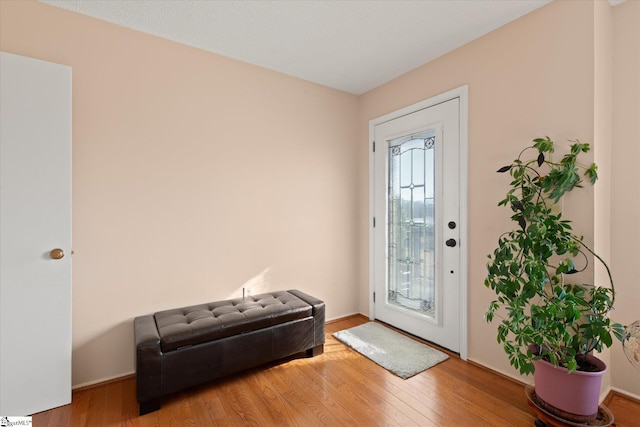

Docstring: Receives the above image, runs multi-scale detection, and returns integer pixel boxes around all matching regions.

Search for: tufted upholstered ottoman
[134,289,325,415]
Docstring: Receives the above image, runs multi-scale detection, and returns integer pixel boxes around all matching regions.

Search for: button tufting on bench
[154,290,312,352]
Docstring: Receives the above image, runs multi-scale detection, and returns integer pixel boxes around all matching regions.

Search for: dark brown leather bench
[134,289,325,415]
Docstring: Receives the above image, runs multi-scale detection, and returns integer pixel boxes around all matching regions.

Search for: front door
[0,52,72,415]
[371,93,464,353]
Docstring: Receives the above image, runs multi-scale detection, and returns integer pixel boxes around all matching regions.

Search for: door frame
[368,85,468,360]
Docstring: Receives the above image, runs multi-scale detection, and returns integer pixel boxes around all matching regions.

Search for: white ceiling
[40,0,556,95]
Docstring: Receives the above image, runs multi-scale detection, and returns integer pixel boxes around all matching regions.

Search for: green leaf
[518,216,526,230]
[533,137,554,153]
[585,163,598,185]
[612,323,626,342]
[511,200,524,212]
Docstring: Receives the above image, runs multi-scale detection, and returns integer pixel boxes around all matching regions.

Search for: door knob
[445,239,457,247]
[50,248,65,259]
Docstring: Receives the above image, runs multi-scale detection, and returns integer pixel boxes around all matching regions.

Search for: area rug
[332,322,449,379]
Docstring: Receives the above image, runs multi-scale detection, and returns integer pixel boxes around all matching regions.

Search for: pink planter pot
[532,354,606,421]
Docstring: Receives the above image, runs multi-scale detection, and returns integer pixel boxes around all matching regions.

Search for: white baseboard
[72,371,135,390]
[610,386,640,402]
[326,312,364,323]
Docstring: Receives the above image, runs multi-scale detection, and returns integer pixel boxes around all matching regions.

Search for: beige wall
[0,1,360,386]
[1,0,637,397]
[359,0,598,381]
[359,0,638,398]
[611,0,640,397]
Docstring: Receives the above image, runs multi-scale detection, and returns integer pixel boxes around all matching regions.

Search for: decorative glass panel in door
[388,130,436,319]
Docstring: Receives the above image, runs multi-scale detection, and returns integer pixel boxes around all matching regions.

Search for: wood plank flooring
[32,315,640,426]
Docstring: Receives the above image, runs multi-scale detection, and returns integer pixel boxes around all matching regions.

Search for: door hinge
[372,141,375,152]
[373,217,376,227]
[373,292,376,303]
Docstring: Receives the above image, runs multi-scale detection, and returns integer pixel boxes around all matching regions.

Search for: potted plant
[484,137,625,422]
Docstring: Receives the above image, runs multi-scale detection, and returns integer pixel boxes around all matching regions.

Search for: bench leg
[307,344,324,357]
[139,399,161,416]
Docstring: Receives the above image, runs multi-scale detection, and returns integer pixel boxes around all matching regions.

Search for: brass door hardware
[50,248,64,259]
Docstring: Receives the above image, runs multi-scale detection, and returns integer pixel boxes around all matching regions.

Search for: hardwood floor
[32,315,640,426]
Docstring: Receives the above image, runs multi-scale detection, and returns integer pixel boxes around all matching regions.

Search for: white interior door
[371,94,464,353]
[0,52,72,415]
